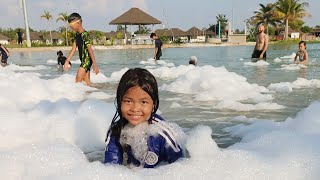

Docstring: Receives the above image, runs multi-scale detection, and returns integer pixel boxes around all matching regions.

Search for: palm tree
[41,10,53,44]
[216,14,228,36]
[56,12,69,46]
[275,0,309,40]
[252,3,281,35]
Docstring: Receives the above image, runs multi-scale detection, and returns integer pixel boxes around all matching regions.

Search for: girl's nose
[130,103,140,112]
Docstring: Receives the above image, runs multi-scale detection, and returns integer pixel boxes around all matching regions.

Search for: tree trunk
[49,30,52,44]
[49,21,53,44]
[65,25,68,46]
[284,18,288,40]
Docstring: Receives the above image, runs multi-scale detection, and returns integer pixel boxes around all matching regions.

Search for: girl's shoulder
[149,115,184,147]
[150,114,182,133]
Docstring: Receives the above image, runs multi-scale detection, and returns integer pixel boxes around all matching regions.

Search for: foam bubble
[46,59,57,64]
[161,65,276,110]
[170,102,182,108]
[244,60,269,66]
[90,72,108,83]
[280,64,302,70]
[268,78,320,92]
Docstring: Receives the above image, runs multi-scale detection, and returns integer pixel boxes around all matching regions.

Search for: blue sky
[0,0,319,32]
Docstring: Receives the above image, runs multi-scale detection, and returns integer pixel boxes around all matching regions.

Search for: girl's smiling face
[121,86,154,126]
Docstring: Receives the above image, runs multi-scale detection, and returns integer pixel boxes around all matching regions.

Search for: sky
[0,0,319,32]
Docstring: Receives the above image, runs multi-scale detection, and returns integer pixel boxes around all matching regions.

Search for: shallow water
[9,44,320,148]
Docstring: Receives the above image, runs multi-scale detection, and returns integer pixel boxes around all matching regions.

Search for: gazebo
[109,7,161,44]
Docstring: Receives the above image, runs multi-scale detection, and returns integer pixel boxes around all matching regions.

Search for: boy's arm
[64,42,77,71]
[1,46,10,57]
[87,45,99,74]
[294,53,298,62]
[154,47,158,59]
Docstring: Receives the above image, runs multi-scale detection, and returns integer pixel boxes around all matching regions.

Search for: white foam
[140,58,175,67]
[2,64,49,71]
[105,67,129,82]
[268,78,320,93]
[273,57,282,63]
[214,101,286,111]
[87,92,114,100]
[161,65,276,110]
[0,70,95,111]
[71,59,81,64]
[90,72,108,83]
[2,60,320,179]
[170,102,182,108]
[280,52,296,60]
[140,58,156,65]
[244,60,269,66]
[280,64,305,70]
[46,59,57,64]
[148,65,195,80]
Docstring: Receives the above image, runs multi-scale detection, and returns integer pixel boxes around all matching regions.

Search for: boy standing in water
[17,29,23,47]
[252,24,268,59]
[64,13,99,86]
[150,33,163,60]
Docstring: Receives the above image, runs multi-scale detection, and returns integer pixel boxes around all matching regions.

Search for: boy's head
[68,13,82,31]
[189,56,198,66]
[116,68,159,125]
[150,33,157,40]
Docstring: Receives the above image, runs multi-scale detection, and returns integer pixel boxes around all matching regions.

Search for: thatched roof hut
[0,34,9,40]
[186,27,206,38]
[110,7,161,25]
[155,28,187,37]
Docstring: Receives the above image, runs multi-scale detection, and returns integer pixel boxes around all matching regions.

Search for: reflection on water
[8,43,320,148]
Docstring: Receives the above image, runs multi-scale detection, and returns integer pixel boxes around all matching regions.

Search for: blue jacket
[104,114,183,168]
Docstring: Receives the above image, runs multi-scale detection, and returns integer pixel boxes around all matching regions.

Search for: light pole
[244,20,247,35]
[22,0,31,47]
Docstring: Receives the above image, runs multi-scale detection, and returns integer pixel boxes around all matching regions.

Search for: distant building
[301,28,320,41]
[186,27,206,43]
[0,34,10,44]
[23,32,64,45]
[279,28,301,39]
[155,28,188,43]
[42,32,64,45]
[24,32,42,44]
[105,30,131,45]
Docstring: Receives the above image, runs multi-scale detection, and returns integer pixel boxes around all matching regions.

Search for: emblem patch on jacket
[145,151,158,165]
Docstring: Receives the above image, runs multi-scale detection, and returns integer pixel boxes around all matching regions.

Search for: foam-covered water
[2,44,320,179]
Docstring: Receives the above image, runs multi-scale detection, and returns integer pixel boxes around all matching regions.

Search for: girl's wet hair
[299,41,306,47]
[108,68,159,137]
[68,12,82,23]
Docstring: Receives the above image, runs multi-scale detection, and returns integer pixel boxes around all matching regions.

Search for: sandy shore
[8,42,256,52]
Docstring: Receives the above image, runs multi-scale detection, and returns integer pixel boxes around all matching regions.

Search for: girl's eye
[123,99,132,103]
[142,101,148,104]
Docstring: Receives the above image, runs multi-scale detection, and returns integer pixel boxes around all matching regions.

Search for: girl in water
[104,68,184,168]
[294,41,308,65]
